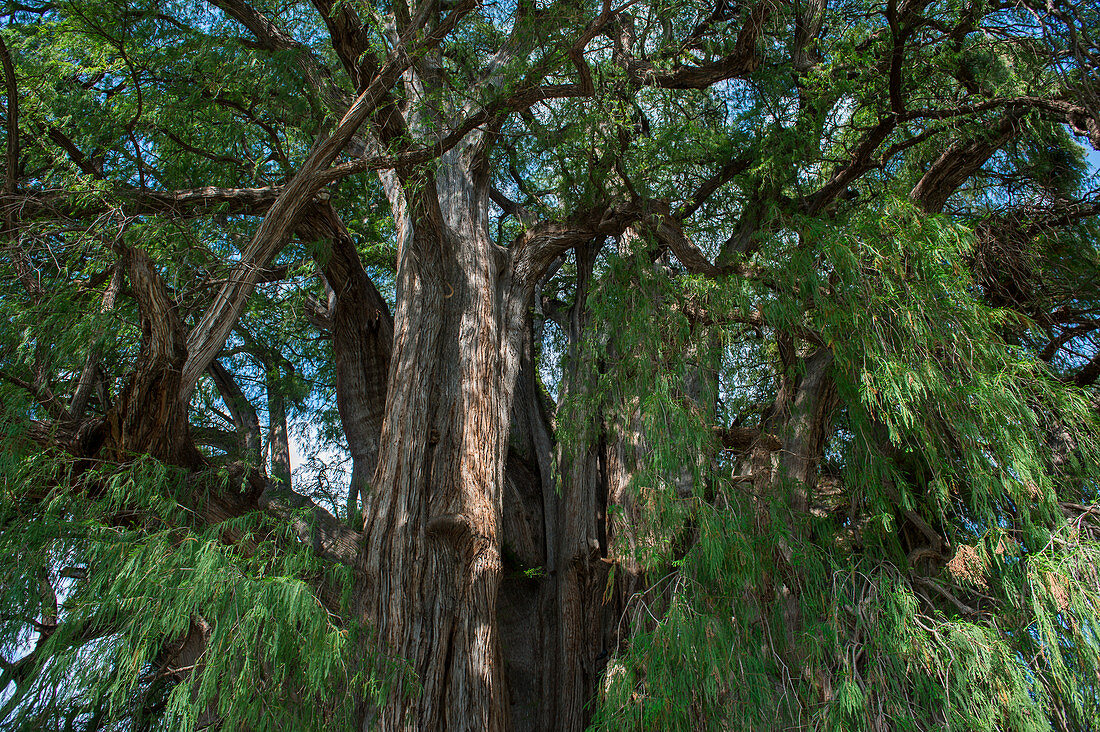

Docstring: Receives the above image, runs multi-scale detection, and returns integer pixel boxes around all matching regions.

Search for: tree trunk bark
[266,366,291,488]
[108,245,200,468]
[498,320,558,731]
[304,204,394,521]
[360,145,529,731]
[752,341,837,699]
[553,242,612,732]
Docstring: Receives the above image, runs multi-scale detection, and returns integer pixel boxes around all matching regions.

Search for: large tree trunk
[360,143,529,731]
[498,320,558,731]
[298,202,395,522]
[108,245,201,468]
[549,241,723,730]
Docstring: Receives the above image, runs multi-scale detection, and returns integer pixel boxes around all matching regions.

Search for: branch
[0,35,19,193]
[309,0,374,87]
[802,118,896,215]
[909,112,1024,212]
[648,208,723,278]
[0,367,70,421]
[1040,323,1096,362]
[2,138,480,221]
[209,0,349,110]
[258,482,364,568]
[297,202,393,516]
[677,151,753,219]
[41,124,103,178]
[511,200,641,287]
[901,96,1100,149]
[121,245,187,366]
[626,2,771,89]
[69,264,124,422]
[207,359,263,465]
[180,0,478,399]
[0,185,284,221]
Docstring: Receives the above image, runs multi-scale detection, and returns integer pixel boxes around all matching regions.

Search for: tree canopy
[2,0,1100,729]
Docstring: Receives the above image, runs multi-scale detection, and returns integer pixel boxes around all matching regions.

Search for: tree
[2,0,1100,729]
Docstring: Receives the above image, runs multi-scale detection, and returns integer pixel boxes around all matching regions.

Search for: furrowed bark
[360,139,528,730]
[552,241,610,732]
[498,320,558,730]
[755,342,837,698]
[108,245,199,467]
[297,188,560,728]
[358,132,641,727]
[775,347,837,516]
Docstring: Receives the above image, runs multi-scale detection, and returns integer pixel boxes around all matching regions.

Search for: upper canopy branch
[909,112,1025,212]
[903,96,1100,149]
[617,1,772,89]
[511,200,643,287]
[180,0,478,400]
[209,0,350,110]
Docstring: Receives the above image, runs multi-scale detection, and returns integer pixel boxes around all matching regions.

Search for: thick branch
[180,0,477,399]
[257,483,364,568]
[626,2,771,89]
[209,0,348,110]
[909,113,1023,212]
[208,359,263,466]
[298,203,393,516]
[511,201,642,286]
[1,185,283,221]
[0,36,18,193]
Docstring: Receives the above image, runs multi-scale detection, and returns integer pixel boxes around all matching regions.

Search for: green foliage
[0,438,373,730]
[578,112,1100,732]
[584,190,1100,728]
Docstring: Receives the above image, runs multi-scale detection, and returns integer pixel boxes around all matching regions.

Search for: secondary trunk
[553,242,611,732]
[751,340,837,700]
[266,364,291,488]
[108,245,200,468]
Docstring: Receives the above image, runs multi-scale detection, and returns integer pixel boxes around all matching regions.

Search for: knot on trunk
[568,537,605,570]
[427,512,476,541]
[427,513,497,559]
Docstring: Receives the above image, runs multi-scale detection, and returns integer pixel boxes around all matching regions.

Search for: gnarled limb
[180,0,477,399]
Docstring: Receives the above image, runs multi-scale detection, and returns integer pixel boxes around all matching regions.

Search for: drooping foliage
[0,444,369,730]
